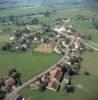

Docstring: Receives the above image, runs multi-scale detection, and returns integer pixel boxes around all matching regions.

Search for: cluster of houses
[0,69,24,100]
[2,26,50,52]
[1,17,84,55]
[9,30,31,51]
[30,52,82,92]
[30,64,65,92]
[52,25,84,55]
[29,23,84,93]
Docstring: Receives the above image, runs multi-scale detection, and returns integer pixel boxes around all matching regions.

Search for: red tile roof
[50,67,62,80]
[5,78,15,87]
[47,82,59,91]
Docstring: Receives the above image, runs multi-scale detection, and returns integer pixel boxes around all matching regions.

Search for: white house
[53,26,66,34]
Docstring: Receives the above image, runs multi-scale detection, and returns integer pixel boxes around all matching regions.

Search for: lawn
[0,51,61,82]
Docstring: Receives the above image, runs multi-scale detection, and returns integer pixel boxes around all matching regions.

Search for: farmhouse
[53,26,66,34]
[54,46,61,54]
[4,77,15,87]
[15,95,25,100]
[50,67,63,81]
[41,75,50,83]
[74,37,81,49]
[9,93,25,100]
[46,82,59,91]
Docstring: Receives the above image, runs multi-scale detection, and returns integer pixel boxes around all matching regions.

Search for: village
[28,23,84,92]
[0,16,87,100]
[0,1,98,99]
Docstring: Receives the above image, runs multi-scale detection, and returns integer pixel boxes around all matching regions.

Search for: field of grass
[0,6,53,17]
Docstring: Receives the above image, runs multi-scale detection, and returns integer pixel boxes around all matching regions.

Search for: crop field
[0,34,9,43]
[0,6,52,17]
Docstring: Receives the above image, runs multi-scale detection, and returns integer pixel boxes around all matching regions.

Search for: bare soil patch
[34,43,53,53]
[0,35,9,43]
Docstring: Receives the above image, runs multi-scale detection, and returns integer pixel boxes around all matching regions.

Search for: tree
[43,25,51,32]
[15,30,23,40]
[9,15,15,22]
[8,69,22,86]
[0,77,5,88]
[88,34,92,40]
[32,18,39,25]
[1,43,12,51]
[92,17,98,29]
[0,89,6,99]
[38,82,47,91]
[44,11,50,17]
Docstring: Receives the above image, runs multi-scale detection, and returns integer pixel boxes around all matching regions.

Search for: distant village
[1,17,86,54]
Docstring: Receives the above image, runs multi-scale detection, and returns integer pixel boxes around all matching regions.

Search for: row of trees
[0,11,50,23]
[92,17,98,29]
[76,14,90,21]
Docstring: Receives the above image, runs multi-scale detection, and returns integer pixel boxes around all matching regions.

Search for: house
[5,78,15,87]
[50,67,62,81]
[61,41,68,48]
[8,93,25,100]
[64,18,70,23]
[74,37,81,49]
[54,46,61,54]
[15,95,25,100]
[46,82,59,91]
[9,36,15,42]
[53,26,66,34]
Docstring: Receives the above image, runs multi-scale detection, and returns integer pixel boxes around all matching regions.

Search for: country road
[81,39,98,51]
[5,55,67,100]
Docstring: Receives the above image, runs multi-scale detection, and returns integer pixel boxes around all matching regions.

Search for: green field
[0,51,61,82]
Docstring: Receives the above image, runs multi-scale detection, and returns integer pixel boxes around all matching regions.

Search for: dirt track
[34,43,53,53]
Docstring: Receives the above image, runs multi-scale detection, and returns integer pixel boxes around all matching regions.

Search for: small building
[54,46,61,54]
[9,36,15,42]
[41,75,50,83]
[5,78,15,87]
[46,82,59,91]
[50,67,62,81]
[74,37,81,49]
[53,26,66,34]
[15,95,25,100]
[7,93,25,100]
